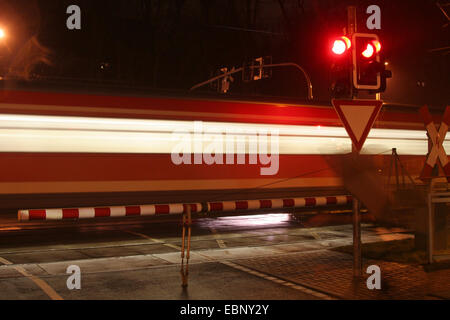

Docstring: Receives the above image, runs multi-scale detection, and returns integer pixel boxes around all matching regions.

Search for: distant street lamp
[0,28,6,79]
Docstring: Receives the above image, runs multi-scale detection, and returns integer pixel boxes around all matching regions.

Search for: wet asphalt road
[0,211,410,300]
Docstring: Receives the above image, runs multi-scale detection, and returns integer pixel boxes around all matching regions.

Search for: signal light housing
[352,33,383,90]
[330,36,352,98]
[329,33,391,96]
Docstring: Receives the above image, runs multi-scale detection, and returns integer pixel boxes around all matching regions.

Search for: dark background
[0,0,448,107]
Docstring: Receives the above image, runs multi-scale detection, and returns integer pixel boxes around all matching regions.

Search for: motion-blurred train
[0,81,443,210]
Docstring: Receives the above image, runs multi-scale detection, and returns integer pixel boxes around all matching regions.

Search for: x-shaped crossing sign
[420,105,450,182]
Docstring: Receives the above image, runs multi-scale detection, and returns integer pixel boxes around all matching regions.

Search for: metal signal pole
[352,146,362,278]
[348,5,363,278]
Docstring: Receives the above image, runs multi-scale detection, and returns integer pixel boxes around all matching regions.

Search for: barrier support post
[428,181,434,264]
[352,143,362,278]
[352,195,362,277]
[180,205,192,287]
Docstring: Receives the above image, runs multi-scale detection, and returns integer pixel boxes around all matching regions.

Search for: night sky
[0,0,448,107]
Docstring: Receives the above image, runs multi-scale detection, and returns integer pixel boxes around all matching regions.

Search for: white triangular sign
[332,99,383,152]
[340,105,377,141]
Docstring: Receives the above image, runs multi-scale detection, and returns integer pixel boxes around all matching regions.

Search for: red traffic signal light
[332,36,351,55]
[332,39,347,55]
[361,43,375,58]
[361,40,381,58]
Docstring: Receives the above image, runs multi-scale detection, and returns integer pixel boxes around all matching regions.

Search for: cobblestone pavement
[234,250,450,299]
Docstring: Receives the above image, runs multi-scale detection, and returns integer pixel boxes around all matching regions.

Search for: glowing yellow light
[341,36,351,49]
[372,40,381,53]
[0,29,5,39]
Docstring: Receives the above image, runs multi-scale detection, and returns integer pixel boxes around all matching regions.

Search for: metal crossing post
[180,205,192,287]
[348,5,362,278]
[352,197,362,277]
[352,145,362,278]
[347,6,357,100]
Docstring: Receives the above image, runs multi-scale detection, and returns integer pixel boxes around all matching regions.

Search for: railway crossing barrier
[16,194,352,287]
[18,195,353,221]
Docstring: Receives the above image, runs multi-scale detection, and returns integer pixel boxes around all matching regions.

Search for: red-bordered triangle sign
[332,99,383,152]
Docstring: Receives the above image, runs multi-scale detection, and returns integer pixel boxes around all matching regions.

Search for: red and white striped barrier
[18,203,202,221]
[18,195,352,221]
[206,195,352,212]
